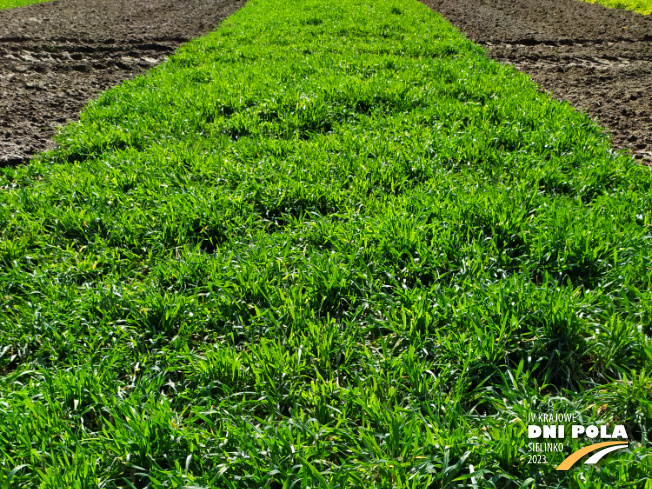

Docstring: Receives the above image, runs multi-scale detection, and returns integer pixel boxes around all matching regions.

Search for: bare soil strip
[422,0,652,164]
[0,0,244,166]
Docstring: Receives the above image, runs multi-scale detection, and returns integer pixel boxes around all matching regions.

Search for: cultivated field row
[0,0,651,487]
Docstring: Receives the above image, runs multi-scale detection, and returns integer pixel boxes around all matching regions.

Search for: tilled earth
[0,0,244,166]
[422,0,652,164]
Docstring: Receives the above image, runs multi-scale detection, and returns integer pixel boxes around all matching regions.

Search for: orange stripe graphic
[556,441,628,470]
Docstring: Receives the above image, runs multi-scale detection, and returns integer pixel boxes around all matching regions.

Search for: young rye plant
[1,0,651,487]
[582,0,652,15]
[0,0,50,10]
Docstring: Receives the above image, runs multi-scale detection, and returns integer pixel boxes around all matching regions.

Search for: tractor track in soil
[0,0,244,166]
[422,0,652,164]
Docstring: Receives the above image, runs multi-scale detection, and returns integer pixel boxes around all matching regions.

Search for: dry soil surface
[422,0,652,164]
[0,0,244,166]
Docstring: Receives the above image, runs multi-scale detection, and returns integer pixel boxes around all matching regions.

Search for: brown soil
[0,0,244,166]
[422,0,652,164]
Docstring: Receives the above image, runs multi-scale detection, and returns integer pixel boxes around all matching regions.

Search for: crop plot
[2,0,651,486]
[583,0,652,16]
[0,0,244,165]
[424,0,652,164]
[0,0,50,10]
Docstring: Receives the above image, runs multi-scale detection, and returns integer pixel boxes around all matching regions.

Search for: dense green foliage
[582,0,652,15]
[0,0,49,10]
[1,0,651,486]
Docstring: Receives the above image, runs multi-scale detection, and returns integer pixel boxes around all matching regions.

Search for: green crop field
[0,0,49,10]
[582,0,652,15]
[1,0,651,487]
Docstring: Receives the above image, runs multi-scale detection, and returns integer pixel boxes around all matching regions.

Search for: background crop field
[1,0,651,487]
[582,0,652,15]
[0,0,49,10]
